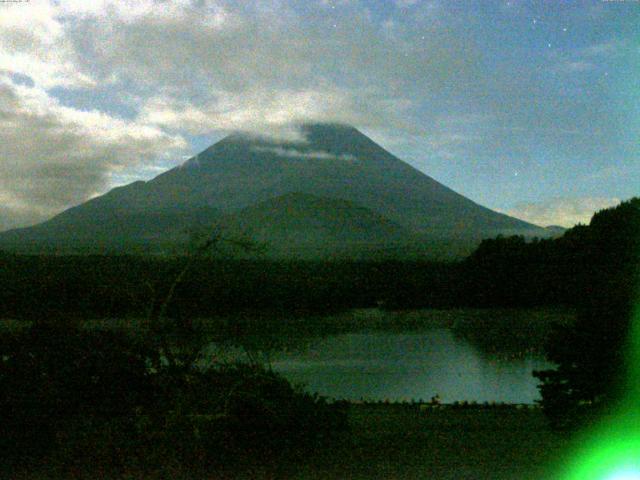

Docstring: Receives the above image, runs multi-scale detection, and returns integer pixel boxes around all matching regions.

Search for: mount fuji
[0,123,546,258]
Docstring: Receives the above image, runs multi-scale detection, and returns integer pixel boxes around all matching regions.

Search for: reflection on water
[198,308,570,404]
[269,329,551,404]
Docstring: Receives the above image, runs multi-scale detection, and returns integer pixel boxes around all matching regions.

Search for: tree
[0,228,347,474]
[534,296,633,430]
[534,198,640,430]
[0,323,154,464]
[143,226,265,372]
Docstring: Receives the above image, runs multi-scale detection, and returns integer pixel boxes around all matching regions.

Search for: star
[562,27,568,32]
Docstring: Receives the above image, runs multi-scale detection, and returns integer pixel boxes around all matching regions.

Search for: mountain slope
[0,123,545,257]
[217,192,410,258]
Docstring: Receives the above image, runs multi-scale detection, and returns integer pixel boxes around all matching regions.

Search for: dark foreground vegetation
[1,401,568,480]
[533,198,640,431]
[0,198,638,477]
[297,403,567,480]
[0,322,347,478]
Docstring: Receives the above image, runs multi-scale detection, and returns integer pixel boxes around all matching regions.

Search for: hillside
[0,123,546,257]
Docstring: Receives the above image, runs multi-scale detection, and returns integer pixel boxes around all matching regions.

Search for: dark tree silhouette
[0,323,154,464]
[0,229,348,476]
[534,198,640,430]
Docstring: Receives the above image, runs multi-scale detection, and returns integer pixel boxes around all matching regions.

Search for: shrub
[0,323,154,465]
[0,324,348,474]
[149,363,348,468]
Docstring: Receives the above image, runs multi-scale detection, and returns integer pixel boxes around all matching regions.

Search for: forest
[0,199,637,318]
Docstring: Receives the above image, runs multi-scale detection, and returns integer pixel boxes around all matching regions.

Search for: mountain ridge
[0,123,546,258]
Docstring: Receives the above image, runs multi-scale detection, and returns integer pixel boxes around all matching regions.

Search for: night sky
[0,0,638,230]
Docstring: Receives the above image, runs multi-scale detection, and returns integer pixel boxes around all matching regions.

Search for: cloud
[0,2,94,88]
[0,0,485,229]
[554,61,595,74]
[137,89,354,137]
[7,0,474,131]
[550,38,627,76]
[252,146,358,162]
[501,197,621,228]
[394,0,422,7]
[0,76,186,230]
[0,0,632,232]
[0,0,480,139]
[137,87,419,141]
[580,39,627,58]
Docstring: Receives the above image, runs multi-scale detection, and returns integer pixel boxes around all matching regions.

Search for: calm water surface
[269,329,551,404]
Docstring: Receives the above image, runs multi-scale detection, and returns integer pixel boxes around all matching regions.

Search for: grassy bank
[8,404,569,480]
[296,404,569,480]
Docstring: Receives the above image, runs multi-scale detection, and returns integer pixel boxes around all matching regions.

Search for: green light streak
[558,304,640,480]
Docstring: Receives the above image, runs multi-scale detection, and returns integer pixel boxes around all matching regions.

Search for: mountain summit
[0,123,545,258]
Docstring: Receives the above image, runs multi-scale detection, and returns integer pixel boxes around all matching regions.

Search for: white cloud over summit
[252,146,358,162]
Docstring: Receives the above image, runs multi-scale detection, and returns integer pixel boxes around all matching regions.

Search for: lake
[270,329,552,404]
[200,308,571,404]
